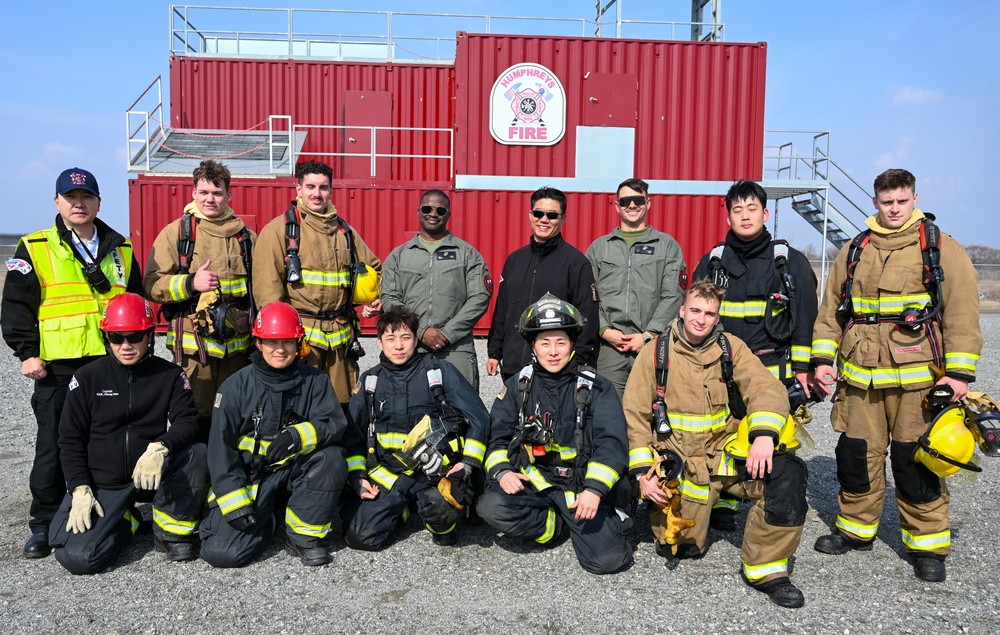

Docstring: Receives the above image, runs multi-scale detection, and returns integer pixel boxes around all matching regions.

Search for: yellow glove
[67,485,105,534]
[133,442,169,490]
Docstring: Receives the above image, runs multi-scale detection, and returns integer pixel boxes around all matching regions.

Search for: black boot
[747,576,805,609]
[23,532,51,559]
[153,535,199,562]
[814,531,873,555]
[913,556,946,582]
[286,539,330,566]
[432,530,457,547]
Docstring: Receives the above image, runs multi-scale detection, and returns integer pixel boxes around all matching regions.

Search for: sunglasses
[107,332,147,345]
[531,209,563,221]
[419,205,449,216]
[618,195,647,208]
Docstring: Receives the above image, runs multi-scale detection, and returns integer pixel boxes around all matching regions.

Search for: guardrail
[125,76,166,172]
[168,5,725,60]
[293,123,454,179]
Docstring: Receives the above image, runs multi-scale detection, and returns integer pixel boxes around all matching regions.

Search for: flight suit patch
[634,244,655,255]
[436,250,458,261]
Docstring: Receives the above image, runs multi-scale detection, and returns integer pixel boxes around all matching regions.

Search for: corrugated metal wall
[169,57,456,182]
[129,176,729,333]
[454,33,767,181]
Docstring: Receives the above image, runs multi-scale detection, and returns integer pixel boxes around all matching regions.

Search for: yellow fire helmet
[352,264,381,305]
[914,403,982,477]
[723,415,813,459]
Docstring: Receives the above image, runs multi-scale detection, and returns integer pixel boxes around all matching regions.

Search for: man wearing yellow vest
[2,167,142,559]
[144,160,257,437]
[253,160,382,408]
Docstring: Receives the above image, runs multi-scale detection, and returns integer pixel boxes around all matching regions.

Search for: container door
[342,90,392,179]
[582,73,637,127]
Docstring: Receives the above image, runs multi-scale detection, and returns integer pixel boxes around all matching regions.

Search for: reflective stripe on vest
[24,227,132,360]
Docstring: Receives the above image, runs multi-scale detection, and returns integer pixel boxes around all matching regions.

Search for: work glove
[227,511,257,532]
[265,428,301,467]
[438,464,473,510]
[67,485,105,534]
[132,442,169,490]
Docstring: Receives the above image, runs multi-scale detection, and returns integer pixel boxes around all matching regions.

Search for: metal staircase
[762,130,871,249]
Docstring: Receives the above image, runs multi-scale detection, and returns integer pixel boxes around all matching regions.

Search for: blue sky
[1,1,997,250]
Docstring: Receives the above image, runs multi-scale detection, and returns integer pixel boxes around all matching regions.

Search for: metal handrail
[293,123,454,179]
[125,76,164,172]
[168,5,726,58]
[268,115,293,175]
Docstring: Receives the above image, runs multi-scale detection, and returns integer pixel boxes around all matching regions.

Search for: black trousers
[200,446,348,568]
[477,483,634,575]
[29,374,70,533]
[344,474,463,551]
[49,444,209,575]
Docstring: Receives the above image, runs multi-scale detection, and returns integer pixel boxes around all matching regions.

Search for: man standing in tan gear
[253,160,381,406]
[622,280,807,608]
[811,168,982,583]
[144,160,256,437]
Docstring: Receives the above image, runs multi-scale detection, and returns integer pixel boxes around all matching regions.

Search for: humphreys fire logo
[490,62,566,146]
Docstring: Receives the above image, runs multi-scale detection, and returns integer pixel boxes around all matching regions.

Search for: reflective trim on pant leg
[124,507,140,536]
[712,497,740,512]
[152,507,198,537]
[836,515,879,540]
[535,507,558,544]
[901,528,950,552]
[742,557,788,582]
[425,522,457,535]
[285,507,331,539]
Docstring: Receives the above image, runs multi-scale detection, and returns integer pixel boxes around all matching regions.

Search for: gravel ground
[1,320,999,634]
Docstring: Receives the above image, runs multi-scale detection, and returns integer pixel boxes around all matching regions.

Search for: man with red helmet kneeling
[50,293,208,574]
[200,302,349,567]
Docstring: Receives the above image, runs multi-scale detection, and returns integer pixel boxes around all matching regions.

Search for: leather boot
[814,531,873,555]
[23,532,51,559]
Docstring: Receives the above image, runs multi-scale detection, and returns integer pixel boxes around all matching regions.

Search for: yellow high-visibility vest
[23,225,132,361]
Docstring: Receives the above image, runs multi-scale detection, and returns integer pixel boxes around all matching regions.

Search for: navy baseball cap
[55,167,100,197]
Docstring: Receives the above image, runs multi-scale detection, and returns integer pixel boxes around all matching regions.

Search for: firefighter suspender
[282,204,303,282]
[283,204,366,357]
[512,364,595,485]
[836,216,945,366]
[177,213,198,275]
[651,332,746,436]
[167,214,253,365]
[708,240,797,352]
[362,358,466,470]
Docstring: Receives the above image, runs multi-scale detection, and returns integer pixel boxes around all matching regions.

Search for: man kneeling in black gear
[200,302,349,567]
[342,307,490,550]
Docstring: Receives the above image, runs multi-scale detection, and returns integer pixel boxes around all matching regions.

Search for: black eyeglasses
[618,195,647,208]
[419,205,449,216]
[531,209,563,221]
[107,332,147,345]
